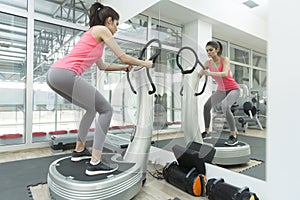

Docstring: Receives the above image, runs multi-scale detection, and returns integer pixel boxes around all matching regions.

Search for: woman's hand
[199,69,210,77]
[143,60,153,68]
[124,65,133,72]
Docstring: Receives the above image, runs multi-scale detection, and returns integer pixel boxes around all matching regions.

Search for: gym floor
[0,128,266,200]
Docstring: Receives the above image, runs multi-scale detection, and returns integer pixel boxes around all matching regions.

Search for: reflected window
[0,13,27,146]
[154,48,178,73]
[253,51,267,69]
[253,69,267,88]
[152,48,181,125]
[116,14,148,41]
[33,21,97,143]
[151,18,182,48]
[104,39,142,65]
[34,0,89,26]
[172,74,183,122]
[230,44,250,65]
[252,52,267,88]
[104,40,143,126]
[0,0,27,10]
[231,64,250,87]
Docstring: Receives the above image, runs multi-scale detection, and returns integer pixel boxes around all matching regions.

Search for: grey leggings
[46,68,113,151]
[204,89,240,131]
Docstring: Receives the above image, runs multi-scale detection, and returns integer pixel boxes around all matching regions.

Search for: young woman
[46,2,153,175]
[199,41,240,146]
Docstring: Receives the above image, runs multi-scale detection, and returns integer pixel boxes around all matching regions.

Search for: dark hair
[206,40,223,56]
[89,2,119,27]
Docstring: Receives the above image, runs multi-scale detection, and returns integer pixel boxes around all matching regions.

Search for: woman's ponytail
[216,41,223,56]
[89,2,119,27]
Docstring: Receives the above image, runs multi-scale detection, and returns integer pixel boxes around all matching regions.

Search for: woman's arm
[201,57,229,77]
[104,37,153,68]
[96,59,132,72]
[92,26,153,68]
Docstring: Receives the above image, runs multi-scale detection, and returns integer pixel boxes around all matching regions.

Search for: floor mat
[0,153,70,200]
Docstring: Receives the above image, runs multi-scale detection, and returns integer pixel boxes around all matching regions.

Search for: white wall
[267,0,300,199]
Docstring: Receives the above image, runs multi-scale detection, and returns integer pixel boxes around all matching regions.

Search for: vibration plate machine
[47,39,162,200]
[176,46,251,165]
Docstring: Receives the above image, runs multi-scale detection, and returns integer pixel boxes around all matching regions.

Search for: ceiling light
[243,0,259,8]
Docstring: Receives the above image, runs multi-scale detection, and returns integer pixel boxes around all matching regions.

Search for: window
[0,0,27,10]
[34,0,89,26]
[0,13,27,145]
[32,21,95,142]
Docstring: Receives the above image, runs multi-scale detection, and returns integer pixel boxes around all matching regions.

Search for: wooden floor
[134,161,208,200]
[0,128,266,200]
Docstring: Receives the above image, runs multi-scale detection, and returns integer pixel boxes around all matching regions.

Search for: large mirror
[143,0,267,183]
[0,0,266,187]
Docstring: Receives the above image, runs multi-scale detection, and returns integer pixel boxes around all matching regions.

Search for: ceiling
[239,0,268,20]
[145,0,268,53]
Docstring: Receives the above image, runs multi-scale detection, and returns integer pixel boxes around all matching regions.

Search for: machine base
[47,154,143,200]
[204,138,251,165]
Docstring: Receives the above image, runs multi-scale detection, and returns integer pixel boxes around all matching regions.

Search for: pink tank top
[51,27,105,75]
[208,57,239,91]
